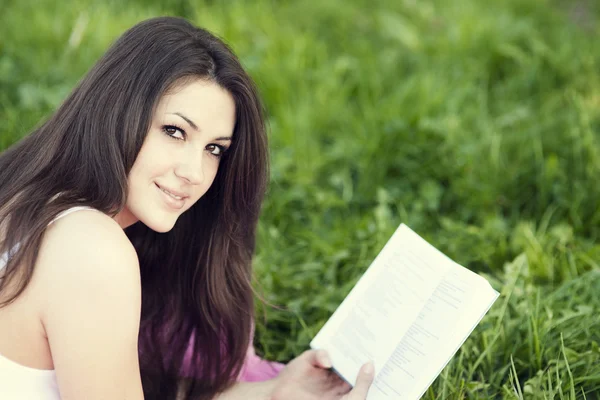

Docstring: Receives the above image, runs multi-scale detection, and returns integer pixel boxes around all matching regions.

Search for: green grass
[1,0,599,398]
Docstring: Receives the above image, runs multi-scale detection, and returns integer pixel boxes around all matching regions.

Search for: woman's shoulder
[32,209,143,397]
[33,208,140,298]
[45,208,135,257]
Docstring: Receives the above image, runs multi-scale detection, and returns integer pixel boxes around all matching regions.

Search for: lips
[155,183,188,201]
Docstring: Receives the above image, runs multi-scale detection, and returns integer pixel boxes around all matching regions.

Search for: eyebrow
[170,112,232,141]
[172,112,199,131]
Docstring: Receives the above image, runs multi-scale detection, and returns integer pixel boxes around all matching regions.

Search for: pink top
[180,323,285,382]
[238,342,285,382]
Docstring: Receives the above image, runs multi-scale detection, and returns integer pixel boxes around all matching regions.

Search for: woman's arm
[35,211,144,400]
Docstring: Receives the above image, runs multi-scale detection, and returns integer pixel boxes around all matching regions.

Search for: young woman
[0,17,374,400]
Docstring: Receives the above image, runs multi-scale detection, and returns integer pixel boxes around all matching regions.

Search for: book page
[310,224,499,399]
[368,268,498,399]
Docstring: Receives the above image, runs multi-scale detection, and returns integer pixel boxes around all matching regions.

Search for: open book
[310,224,499,399]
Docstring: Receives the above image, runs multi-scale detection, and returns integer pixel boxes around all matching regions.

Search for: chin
[141,215,178,233]
[151,224,176,233]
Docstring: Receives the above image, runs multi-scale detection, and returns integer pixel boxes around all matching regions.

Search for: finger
[332,376,352,395]
[326,369,352,394]
[347,362,375,399]
[305,349,333,369]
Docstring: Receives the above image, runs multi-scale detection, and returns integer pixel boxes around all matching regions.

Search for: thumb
[305,349,333,369]
[347,362,375,399]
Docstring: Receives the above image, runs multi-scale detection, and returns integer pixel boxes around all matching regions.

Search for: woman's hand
[270,350,374,400]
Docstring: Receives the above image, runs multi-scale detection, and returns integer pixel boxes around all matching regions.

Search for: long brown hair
[0,17,269,399]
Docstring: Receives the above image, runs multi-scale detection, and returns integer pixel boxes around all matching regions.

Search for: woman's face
[115,79,236,232]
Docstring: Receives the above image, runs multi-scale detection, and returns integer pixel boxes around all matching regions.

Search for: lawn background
[1,0,599,398]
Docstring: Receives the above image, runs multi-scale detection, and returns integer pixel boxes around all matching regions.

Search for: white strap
[1,207,97,270]
[49,206,96,225]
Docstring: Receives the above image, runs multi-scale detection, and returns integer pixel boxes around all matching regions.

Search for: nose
[174,149,205,185]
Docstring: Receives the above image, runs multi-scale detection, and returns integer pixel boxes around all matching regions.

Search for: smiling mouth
[155,183,185,201]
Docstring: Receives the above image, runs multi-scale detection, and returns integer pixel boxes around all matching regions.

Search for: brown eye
[163,125,185,140]
[206,144,226,157]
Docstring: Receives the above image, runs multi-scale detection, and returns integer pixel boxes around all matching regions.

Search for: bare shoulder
[35,209,139,284]
[43,209,136,261]
[33,209,141,328]
[32,209,144,398]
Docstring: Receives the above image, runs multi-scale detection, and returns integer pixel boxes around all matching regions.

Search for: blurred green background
[1,0,599,398]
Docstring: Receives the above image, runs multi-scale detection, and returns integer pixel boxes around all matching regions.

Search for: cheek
[206,160,222,186]
[191,161,220,200]
[132,134,173,177]
[131,153,169,183]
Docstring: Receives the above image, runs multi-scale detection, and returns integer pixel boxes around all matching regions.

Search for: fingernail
[363,361,374,375]
[322,353,332,368]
